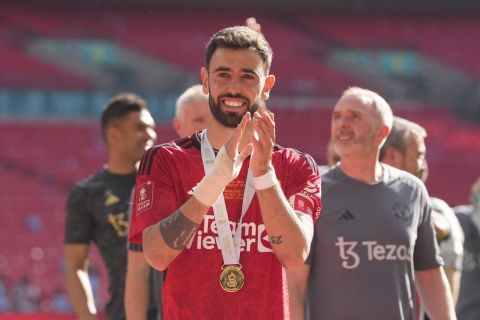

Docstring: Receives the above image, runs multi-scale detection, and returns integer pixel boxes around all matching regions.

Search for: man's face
[176,99,211,137]
[113,109,157,163]
[398,133,427,179]
[330,95,384,159]
[201,48,274,128]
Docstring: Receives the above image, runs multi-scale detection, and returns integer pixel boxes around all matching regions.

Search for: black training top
[65,168,135,320]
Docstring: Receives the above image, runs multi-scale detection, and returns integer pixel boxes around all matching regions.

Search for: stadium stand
[1,4,366,96]
[3,4,479,101]
[298,13,480,78]
[0,122,104,310]
[0,37,91,89]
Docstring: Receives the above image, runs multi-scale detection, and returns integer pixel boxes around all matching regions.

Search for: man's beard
[209,91,260,128]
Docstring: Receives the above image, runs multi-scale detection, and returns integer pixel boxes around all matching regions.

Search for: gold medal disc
[219,264,244,292]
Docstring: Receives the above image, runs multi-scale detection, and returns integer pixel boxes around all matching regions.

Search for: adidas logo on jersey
[339,210,355,220]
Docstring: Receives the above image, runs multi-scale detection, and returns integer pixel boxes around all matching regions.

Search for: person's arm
[64,244,97,320]
[415,267,456,320]
[432,210,451,241]
[125,249,150,320]
[286,264,310,320]
[250,111,314,268]
[143,195,209,271]
[256,185,314,268]
[143,114,253,271]
[443,267,461,304]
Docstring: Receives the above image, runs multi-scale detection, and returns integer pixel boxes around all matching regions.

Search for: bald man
[172,84,210,137]
[288,87,455,320]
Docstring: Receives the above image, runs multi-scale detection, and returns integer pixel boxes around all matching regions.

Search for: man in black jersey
[64,93,157,320]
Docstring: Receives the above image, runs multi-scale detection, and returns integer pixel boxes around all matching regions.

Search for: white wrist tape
[193,146,243,207]
[193,172,227,207]
[253,167,277,190]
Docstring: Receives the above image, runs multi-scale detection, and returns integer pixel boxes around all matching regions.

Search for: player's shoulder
[430,197,453,214]
[147,132,201,155]
[454,205,478,236]
[172,131,202,151]
[71,170,105,191]
[142,133,200,160]
[320,165,336,180]
[319,165,345,191]
[137,133,201,177]
[384,165,430,200]
[273,144,319,175]
[67,171,107,203]
[454,204,474,217]
[385,165,425,188]
[454,204,477,222]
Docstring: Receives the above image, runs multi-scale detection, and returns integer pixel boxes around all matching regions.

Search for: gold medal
[219,264,244,292]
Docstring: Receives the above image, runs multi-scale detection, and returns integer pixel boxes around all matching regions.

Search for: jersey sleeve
[128,146,179,245]
[413,188,444,270]
[64,184,93,244]
[281,149,322,223]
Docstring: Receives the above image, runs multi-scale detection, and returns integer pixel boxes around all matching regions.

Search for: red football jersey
[129,132,321,320]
